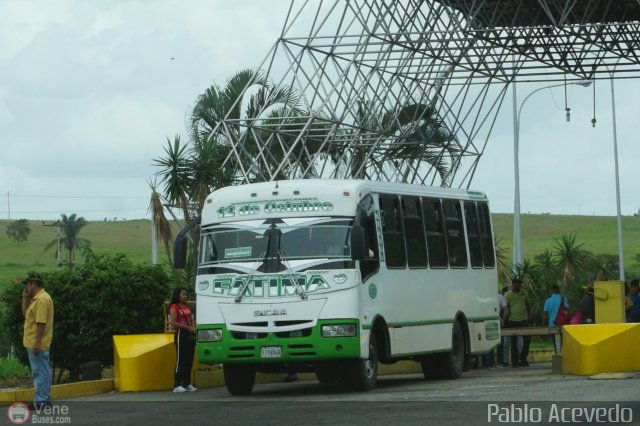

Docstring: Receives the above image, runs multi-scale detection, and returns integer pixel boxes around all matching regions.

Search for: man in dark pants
[504,278,531,367]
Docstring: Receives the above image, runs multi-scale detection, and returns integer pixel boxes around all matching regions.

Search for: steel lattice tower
[212,0,640,188]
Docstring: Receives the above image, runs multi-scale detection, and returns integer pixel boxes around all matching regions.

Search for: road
[3,363,640,425]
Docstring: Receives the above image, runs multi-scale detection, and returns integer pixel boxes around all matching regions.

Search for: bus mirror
[173,217,201,269]
[350,226,365,260]
[173,232,188,269]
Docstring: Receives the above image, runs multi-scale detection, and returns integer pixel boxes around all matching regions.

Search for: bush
[0,356,30,379]
[0,253,172,381]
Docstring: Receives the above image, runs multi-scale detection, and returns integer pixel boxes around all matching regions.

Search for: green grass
[1,213,640,289]
[491,213,640,278]
[0,219,170,289]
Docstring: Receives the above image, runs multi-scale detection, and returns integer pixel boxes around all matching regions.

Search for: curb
[0,379,114,405]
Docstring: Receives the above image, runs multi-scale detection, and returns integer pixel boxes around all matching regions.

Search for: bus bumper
[196,319,361,364]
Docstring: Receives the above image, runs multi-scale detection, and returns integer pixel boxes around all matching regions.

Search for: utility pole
[43,222,62,265]
[6,191,10,220]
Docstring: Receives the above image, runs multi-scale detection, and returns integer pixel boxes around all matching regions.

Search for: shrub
[0,356,30,379]
[0,253,172,381]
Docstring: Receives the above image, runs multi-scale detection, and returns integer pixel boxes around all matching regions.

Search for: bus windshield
[199,218,354,271]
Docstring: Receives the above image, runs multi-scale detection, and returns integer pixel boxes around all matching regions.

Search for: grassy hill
[0,219,170,289]
[1,213,639,288]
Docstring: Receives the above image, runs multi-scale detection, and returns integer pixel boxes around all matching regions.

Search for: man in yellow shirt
[21,272,54,408]
[504,278,531,367]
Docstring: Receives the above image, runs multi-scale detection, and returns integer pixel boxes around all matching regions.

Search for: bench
[501,326,562,355]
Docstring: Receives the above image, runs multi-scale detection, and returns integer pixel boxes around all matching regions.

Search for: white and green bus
[173,179,500,395]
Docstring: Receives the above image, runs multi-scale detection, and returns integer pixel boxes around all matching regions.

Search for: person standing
[496,286,510,368]
[169,287,198,392]
[542,285,569,327]
[504,278,531,367]
[579,284,596,324]
[628,280,640,323]
[21,272,54,409]
[542,285,569,354]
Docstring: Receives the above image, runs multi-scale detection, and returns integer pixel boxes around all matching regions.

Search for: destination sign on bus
[217,198,334,218]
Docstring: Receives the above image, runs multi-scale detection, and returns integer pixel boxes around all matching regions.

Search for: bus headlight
[321,324,356,337]
[198,329,223,342]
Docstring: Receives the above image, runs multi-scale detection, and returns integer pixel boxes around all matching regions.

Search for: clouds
[0,0,638,220]
[0,0,290,220]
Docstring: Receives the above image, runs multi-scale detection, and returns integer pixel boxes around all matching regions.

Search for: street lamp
[512,80,592,267]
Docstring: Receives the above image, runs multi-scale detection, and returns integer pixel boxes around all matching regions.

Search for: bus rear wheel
[348,333,378,391]
[223,364,256,395]
[421,321,465,380]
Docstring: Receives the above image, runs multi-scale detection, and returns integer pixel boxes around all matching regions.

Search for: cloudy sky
[1,0,638,222]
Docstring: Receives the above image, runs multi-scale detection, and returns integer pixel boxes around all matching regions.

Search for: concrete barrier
[563,323,640,375]
[113,334,178,392]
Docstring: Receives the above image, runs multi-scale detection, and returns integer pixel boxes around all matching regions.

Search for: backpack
[555,296,571,326]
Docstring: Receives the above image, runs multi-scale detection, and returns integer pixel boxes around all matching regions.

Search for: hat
[21,272,43,285]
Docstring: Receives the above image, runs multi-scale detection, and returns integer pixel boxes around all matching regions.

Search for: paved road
[4,363,640,425]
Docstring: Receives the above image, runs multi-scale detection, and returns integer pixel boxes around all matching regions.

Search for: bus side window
[464,202,483,268]
[401,196,427,268]
[357,195,380,280]
[379,195,406,268]
[477,203,496,267]
[442,200,468,268]
[422,198,448,268]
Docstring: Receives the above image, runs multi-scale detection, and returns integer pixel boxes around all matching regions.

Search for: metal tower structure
[210,0,640,187]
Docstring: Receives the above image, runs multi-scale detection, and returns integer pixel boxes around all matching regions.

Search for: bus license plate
[260,346,282,359]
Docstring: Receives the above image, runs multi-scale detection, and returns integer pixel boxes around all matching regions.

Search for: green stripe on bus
[363,317,499,329]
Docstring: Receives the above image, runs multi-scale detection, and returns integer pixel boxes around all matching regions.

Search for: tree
[331,100,460,184]
[6,219,30,245]
[44,214,91,263]
[0,253,171,382]
[552,233,586,291]
[150,69,301,282]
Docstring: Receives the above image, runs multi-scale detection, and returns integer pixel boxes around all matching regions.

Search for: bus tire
[223,364,256,395]
[421,321,464,380]
[348,333,378,391]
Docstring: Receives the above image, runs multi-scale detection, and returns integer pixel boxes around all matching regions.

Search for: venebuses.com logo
[7,402,72,424]
[6,403,29,424]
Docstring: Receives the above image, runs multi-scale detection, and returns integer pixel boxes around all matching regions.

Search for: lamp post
[609,77,624,281]
[512,81,591,268]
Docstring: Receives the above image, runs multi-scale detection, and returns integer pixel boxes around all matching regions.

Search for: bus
[173,179,500,395]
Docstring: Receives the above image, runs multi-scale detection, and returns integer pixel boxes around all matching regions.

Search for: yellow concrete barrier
[114,334,177,392]
[562,323,640,375]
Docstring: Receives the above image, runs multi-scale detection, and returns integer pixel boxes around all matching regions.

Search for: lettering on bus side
[216,198,334,219]
[211,274,331,297]
[374,209,386,262]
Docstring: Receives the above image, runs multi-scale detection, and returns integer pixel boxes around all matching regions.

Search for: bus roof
[202,179,487,224]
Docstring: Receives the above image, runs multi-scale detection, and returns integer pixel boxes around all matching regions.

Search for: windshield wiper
[279,250,308,300]
[235,251,266,303]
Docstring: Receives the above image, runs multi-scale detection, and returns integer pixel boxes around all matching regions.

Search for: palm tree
[151,69,301,280]
[494,237,512,285]
[44,214,91,263]
[331,100,460,184]
[553,234,586,291]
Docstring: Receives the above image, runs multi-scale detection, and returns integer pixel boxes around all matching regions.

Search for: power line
[1,194,148,199]
[1,208,148,214]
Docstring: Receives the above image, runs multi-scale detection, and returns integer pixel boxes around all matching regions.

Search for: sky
[1,0,639,223]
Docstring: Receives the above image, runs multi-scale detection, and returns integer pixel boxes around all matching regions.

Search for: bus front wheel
[348,333,378,391]
[421,321,465,380]
[223,364,256,395]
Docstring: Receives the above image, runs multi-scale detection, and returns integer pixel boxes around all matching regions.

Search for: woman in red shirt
[169,287,197,392]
